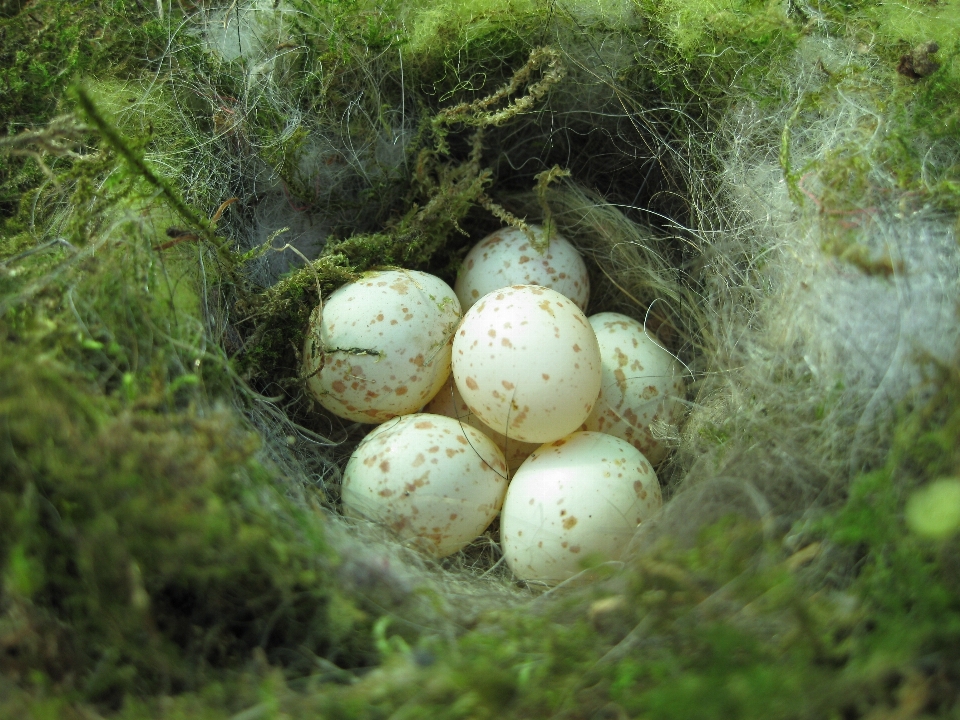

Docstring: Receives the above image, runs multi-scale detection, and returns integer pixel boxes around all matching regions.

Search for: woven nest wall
[2,0,960,716]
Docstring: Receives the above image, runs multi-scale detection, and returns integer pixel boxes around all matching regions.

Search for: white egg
[500,431,661,584]
[582,312,686,464]
[452,285,602,444]
[341,413,508,557]
[302,270,461,423]
[424,376,541,473]
[454,225,590,311]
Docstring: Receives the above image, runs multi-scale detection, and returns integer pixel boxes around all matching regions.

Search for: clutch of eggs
[310,232,681,573]
[302,269,460,423]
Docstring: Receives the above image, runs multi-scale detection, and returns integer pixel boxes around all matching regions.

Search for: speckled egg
[454,225,590,311]
[500,431,661,584]
[424,376,541,473]
[452,285,602,444]
[582,312,686,464]
[341,413,509,557]
[302,270,461,423]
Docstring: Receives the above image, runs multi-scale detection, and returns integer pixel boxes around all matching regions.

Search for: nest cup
[224,33,714,596]
[179,0,959,627]
[199,25,713,602]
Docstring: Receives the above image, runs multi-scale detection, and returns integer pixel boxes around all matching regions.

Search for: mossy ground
[2,0,959,717]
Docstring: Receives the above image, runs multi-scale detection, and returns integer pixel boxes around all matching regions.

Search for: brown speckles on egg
[509,405,529,429]
[614,368,628,392]
[404,475,427,492]
[389,517,409,532]
[379,460,390,473]
[465,377,479,391]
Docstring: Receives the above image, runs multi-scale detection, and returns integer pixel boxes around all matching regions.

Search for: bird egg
[452,285,602,444]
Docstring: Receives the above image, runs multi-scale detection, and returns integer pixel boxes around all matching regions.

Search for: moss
[777,34,960,264]
[0,1,168,218]
[0,347,373,706]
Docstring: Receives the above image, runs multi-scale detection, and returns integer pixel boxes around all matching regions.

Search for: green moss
[864,0,960,69]
[0,348,373,705]
[777,34,960,264]
[0,1,168,217]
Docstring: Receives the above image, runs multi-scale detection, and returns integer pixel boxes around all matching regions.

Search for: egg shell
[500,431,661,584]
[302,270,461,423]
[424,376,541,472]
[341,413,509,557]
[454,225,590,312]
[452,285,602,444]
[582,312,686,464]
